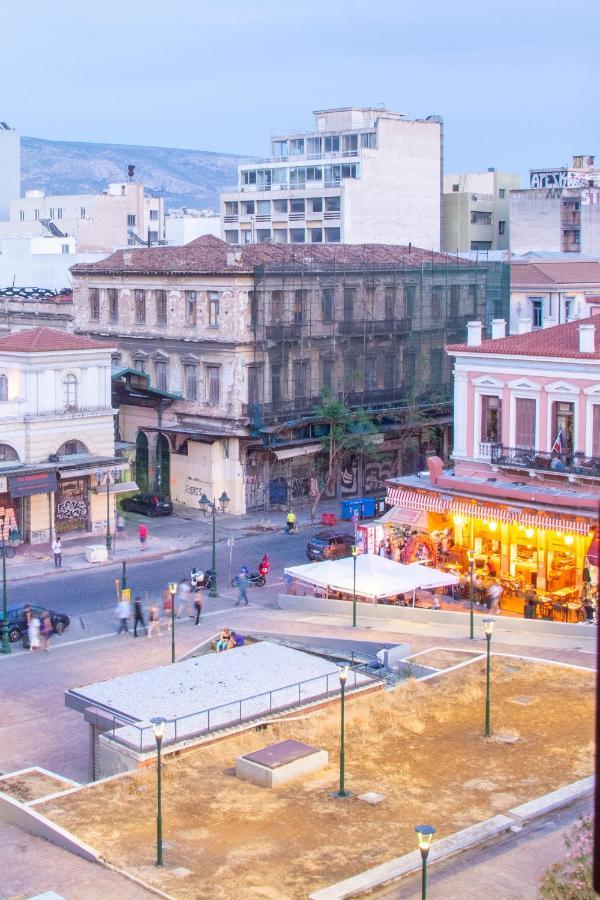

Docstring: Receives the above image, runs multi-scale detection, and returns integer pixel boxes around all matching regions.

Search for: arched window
[57,440,88,456]
[0,444,19,462]
[0,375,7,402]
[63,374,78,410]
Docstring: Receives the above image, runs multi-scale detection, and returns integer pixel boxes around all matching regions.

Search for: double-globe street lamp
[150,716,167,866]
[96,467,121,553]
[483,617,495,738]
[199,492,230,598]
[415,824,436,900]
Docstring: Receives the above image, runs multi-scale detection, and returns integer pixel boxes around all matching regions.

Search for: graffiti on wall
[363,454,396,493]
[56,498,87,521]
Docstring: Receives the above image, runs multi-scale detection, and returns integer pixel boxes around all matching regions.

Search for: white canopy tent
[284,554,458,602]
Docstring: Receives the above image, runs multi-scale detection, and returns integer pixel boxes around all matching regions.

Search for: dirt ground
[40,657,594,900]
[0,770,73,802]
[408,648,481,670]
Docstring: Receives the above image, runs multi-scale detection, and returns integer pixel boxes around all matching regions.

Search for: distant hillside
[21,136,247,211]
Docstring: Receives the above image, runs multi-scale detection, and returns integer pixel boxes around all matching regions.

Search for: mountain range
[21,136,248,211]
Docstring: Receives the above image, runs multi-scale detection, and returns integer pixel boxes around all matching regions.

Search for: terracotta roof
[447,315,600,360]
[71,234,470,277]
[511,261,600,289]
[0,328,113,353]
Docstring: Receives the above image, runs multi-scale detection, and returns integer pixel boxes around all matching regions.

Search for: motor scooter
[231,570,266,588]
[191,567,216,592]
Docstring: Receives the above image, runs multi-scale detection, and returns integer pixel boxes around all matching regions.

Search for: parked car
[120,493,173,517]
[0,605,70,643]
[306,531,355,561]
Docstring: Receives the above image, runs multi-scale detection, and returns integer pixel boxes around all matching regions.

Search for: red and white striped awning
[518,512,593,536]
[386,488,446,513]
[448,499,514,523]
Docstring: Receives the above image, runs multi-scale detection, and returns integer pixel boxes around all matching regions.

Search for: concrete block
[358,791,385,805]
[509,776,594,824]
[86,545,108,563]
[236,739,328,788]
[376,644,411,670]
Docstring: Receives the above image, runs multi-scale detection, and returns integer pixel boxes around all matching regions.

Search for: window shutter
[515,398,535,448]
[592,405,600,458]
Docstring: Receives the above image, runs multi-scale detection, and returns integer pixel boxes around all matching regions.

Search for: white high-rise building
[221,107,443,250]
[0,122,20,221]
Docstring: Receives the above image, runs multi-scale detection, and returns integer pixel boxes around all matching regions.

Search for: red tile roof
[447,315,600,360]
[511,261,600,289]
[0,328,113,353]
[71,234,470,277]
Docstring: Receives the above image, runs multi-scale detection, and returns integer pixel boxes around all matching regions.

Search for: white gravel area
[70,641,371,750]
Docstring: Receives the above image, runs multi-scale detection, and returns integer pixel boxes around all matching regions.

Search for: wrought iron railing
[491,444,600,477]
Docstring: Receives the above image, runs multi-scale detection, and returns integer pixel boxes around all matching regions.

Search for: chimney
[579,322,595,353]
[491,319,506,339]
[226,248,243,267]
[467,321,483,346]
[518,318,532,334]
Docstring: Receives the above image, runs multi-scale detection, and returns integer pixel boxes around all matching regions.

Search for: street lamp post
[415,824,436,900]
[467,548,475,640]
[0,515,10,655]
[96,467,120,553]
[351,545,358,628]
[151,716,167,866]
[168,582,177,664]
[199,491,230,599]
[332,665,351,799]
[483,617,495,738]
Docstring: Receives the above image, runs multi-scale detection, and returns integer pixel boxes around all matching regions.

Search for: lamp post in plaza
[0,514,10,654]
[483,617,495,738]
[415,824,436,900]
[332,665,351,799]
[467,548,476,640]
[199,491,230,599]
[150,716,167,866]
[96,467,120,553]
[168,582,177,664]
[351,544,358,627]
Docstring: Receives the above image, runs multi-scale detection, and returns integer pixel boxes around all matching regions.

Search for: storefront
[55,474,91,535]
[8,470,58,544]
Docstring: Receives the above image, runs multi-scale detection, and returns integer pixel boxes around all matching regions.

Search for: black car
[121,492,173,517]
[306,531,355,561]
[0,605,70,643]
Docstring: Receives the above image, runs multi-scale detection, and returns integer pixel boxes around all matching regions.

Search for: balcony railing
[265,323,302,341]
[491,444,600,477]
[338,317,412,336]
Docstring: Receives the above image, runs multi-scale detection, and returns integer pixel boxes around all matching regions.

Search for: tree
[309,388,379,520]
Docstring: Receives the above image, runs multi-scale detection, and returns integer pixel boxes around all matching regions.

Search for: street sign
[227,537,235,548]
[121,588,131,602]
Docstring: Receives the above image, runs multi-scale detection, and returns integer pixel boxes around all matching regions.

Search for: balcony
[265,323,302,341]
[337,317,412,336]
[490,444,600,478]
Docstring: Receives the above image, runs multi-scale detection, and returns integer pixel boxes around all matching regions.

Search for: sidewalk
[4,499,342,583]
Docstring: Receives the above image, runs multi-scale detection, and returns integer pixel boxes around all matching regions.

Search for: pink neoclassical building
[384,316,600,614]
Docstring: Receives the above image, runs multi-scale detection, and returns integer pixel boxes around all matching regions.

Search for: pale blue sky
[2,0,598,178]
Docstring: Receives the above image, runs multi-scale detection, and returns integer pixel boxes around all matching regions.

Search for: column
[500,523,510,575]
[536,529,547,591]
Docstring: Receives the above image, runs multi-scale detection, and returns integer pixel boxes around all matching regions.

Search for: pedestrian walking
[236,570,249,606]
[116,512,125,534]
[52,535,62,568]
[176,579,192,620]
[147,600,162,638]
[133,595,146,637]
[40,610,53,651]
[162,587,173,630]
[116,597,130,635]
[28,613,40,651]
[193,592,203,625]
[139,523,148,550]
[286,509,297,534]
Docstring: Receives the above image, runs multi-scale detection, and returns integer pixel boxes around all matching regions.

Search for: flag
[552,430,563,454]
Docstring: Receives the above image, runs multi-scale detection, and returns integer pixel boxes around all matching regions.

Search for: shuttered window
[592,406,600,458]
[515,398,536,448]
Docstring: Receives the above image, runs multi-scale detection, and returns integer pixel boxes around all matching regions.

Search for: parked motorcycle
[231,571,266,588]
[191,567,216,592]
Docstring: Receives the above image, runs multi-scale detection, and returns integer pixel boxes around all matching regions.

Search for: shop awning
[273,444,322,461]
[59,463,129,479]
[518,512,593,536]
[386,488,446,513]
[449,499,514,524]
[94,481,138,495]
[378,506,429,529]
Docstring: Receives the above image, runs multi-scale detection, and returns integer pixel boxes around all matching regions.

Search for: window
[185,290,197,325]
[19,210,24,221]
[343,288,354,321]
[184,365,197,401]
[257,200,271,216]
[63,374,78,410]
[592,406,600,458]
[471,211,492,225]
[450,284,460,317]
[80,207,86,218]
[208,291,219,327]
[149,209,159,221]
[0,443,18,461]
[135,289,146,324]
[224,201,239,217]
[225,230,239,244]
[344,357,355,392]
[309,197,323,213]
[404,284,416,317]
[531,298,543,328]
[148,231,158,243]
[133,356,146,374]
[272,140,288,158]
[271,364,282,404]
[272,229,287,243]
[365,355,377,391]
[206,365,220,405]
[384,354,395,389]
[247,366,263,404]
[127,214,136,227]
[430,349,443,384]
[431,286,443,319]
[552,401,574,455]
[0,374,7,401]
[57,208,63,219]
[322,288,333,322]
[307,137,321,156]
[498,220,506,235]
[34,209,40,221]
[154,359,168,392]
[290,138,304,156]
[293,359,310,400]
[61,244,70,254]
[324,227,340,243]
[293,289,306,324]
[108,289,119,323]
[481,395,501,443]
[342,134,358,154]
[249,290,258,328]
[565,298,574,322]
[471,241,492,250]
[403,350,416,384]
[57,440,87,456]
[89,288,100,321]
[49,208,55,219]
[498,188,505,199]
[241,231,253,244]
[515,398,536,449]
[241,200,255,215]
[385,288,395,320]
[242,170,257,186]
[321,357,333,389]
[325,196,341,212]
[309,228,322,243]
[324,135,340,153]
[271,290,282,324]
[155,290,167,325]
[257,229,271,242]
[361,132,376,149]
[290,229,305,243]
[290,198,305,214]
[272,199,288,214]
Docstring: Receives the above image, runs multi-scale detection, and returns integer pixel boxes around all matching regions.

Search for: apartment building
[221,107,443,250]
[444,169,520,252]
[2,175,165,253]
[510,155,600,255]
[510,260,600,333]
[72,235,508,514]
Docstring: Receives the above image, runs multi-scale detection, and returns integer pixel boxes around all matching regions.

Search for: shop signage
[9,471,58,498]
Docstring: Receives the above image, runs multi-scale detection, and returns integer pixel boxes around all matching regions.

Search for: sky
[2,0,598,179]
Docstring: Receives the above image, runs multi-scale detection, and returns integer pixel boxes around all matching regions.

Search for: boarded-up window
[515,398,536,448]
[156,290,167,325]
[184,365,197,401]
[135,289,146,324]
[271,291,282,324]
[206,366,220,405]
[593,406,600,458]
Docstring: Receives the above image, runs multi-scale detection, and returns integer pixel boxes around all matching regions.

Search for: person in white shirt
[116,598,130,635]
[52,536,62,568]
